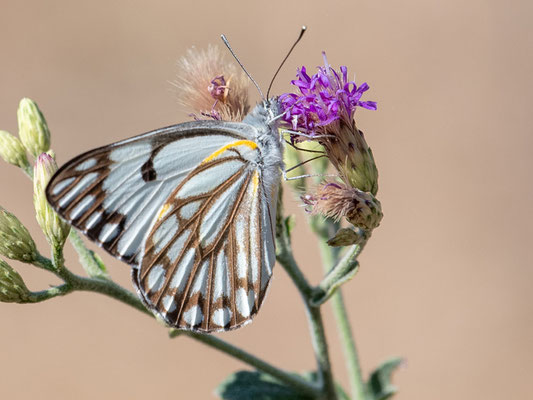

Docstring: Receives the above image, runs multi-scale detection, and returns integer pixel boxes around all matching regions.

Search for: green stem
[276,222,337,400]
[170,330,322,398]
[25,284,72,302]
[319,241,366,400]
[62,268,152,316]
[68,230,108,278]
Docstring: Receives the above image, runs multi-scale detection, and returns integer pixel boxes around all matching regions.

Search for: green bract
[0,259,30,303]
[0,207,37,262]
[0,130,30,170]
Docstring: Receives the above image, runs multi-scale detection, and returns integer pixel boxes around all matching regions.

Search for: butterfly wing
[46,121,259,265]
[133,134,277,332]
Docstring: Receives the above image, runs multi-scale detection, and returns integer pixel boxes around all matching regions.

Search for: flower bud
[0,259,30,303]
[302,182,383,231]
[0,207,38,262]
[327,227,365,247]
[0,130,30,170]
[33,153,70,249]
[17,98,51,158]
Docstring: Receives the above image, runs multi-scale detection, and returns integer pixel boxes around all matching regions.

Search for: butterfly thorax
[242,99,284,194]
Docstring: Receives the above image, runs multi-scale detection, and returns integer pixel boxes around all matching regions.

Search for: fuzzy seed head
[174,45,250,121]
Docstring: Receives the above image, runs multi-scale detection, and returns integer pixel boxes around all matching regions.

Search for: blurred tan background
[1,0,532,399]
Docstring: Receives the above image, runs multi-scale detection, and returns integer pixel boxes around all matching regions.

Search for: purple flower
[281,53,380,196]
[280,52,376,135]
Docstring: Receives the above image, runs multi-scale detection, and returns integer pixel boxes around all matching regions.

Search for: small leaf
[90,250,108,276]
[310,246,360,307]
[367,357,404,400]
[216,371,313,400]
[327,227,363,247]
[285,215,296,236]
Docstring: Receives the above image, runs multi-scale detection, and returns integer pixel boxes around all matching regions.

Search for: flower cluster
[280,52,376,136]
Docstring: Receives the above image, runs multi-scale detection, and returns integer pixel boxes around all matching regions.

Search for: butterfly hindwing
[46,121,256,265]
[135,142,277,332]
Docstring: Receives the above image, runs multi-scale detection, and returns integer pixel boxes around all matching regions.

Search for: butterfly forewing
[135,144,276,332]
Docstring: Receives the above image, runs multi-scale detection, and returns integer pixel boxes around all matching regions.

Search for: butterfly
[45,99,284,332]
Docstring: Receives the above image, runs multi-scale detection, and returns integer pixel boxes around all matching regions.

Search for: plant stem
[170,330,322,398]
[26,284,72,302]
[276,223,337,400]
[64,270,153,316]
[319,240,366,400]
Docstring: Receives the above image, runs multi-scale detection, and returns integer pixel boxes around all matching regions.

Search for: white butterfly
[46,100,283,332]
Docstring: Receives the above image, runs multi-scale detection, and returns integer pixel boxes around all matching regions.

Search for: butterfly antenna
[266,26,307,100]
[221,34,265,102]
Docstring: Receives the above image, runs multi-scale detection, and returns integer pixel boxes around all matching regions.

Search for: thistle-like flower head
[280,53,379,196]
[280,52,376,135]
[302,182,383,231]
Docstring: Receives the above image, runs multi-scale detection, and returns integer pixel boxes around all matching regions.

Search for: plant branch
[276,217,338,400]
[25,284,72,302]
[318,239,367,400]
[32,246,322,397]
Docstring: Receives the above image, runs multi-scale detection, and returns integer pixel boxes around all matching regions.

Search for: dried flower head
[0,207,37,263]
[280,53,378,195]
[34,152,70,249]
[17,98,51,158]
[174,45,250,121]
[302,182,382,231]
[0,259,30,303]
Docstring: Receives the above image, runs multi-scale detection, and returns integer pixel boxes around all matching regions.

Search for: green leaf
[216,371,313,400]
[285,215,296,236]
[90,250,108,275]
[367,358,404,400]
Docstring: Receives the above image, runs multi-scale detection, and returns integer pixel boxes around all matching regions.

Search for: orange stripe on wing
[202,140,257,163]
